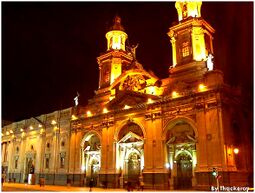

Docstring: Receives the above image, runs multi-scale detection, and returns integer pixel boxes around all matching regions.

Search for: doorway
[127,152,141,184]
[176,152,192,189]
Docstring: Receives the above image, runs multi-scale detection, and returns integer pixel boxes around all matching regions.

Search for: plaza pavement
[1,182,178,192]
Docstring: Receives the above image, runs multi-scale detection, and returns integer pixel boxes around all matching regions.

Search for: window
[31,145,34,150]
[45,158,49,169]
[47,143,50,148]
[61,141,65,147]
[60,157,65,168]
[182,41,190,57]
[15,159,18,169]
[16,147,19,153]
[104,70,110,83]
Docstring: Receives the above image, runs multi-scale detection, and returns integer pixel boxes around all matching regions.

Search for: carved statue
[206,53,214,71]
[130,44,139,59]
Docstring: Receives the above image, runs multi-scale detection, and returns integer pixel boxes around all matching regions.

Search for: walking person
[1,176,4,189]
[89,178,94,192]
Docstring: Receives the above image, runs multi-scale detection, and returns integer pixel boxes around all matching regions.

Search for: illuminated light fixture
[12,135,15,138]
[6,131,10,135]
[72,115,78,120]
[40,128,44,134]
[103,108,108,114]
[109,96,115,101]
[124,105,131,110]
[9,130,13,134]
[198,83,207,92]
[87,111,92,117]
[21,132,25,138]
[30,126,33,130]
[54,126,59,131]
[172,91,179,98]
[148,86,156,95]
[233,148,239,154]
[147,98,153,104]
[165,163,170,169]
[81,165,86,171]
[1,133,4,136]
[51,120,57,125]
[38,124,42,128]
[20,128,24,132]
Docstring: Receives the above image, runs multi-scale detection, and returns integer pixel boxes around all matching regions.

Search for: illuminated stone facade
[2,2,252,190]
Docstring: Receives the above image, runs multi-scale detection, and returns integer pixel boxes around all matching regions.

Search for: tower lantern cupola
[106,16,128,51]
[175,1,202,21]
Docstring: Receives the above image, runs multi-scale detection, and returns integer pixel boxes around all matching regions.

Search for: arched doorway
[165,119,197,189]
[176,152,192,189]
[81,133,101,187]
[117,122,144,188]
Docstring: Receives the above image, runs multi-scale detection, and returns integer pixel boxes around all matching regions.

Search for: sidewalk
[2,182,126,192]
[2,182,202,192]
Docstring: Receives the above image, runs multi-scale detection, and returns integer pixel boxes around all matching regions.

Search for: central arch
[163,117,198,190]
[116,122,145,188]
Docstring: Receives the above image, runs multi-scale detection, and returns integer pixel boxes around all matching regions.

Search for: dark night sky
[2,2,253,122]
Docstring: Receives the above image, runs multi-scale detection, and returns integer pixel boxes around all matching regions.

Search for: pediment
[119,131,143,144]
[106,90,159,110]
[110,69,158,91]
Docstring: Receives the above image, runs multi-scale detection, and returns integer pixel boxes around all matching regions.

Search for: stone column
[170,37,177,67]
[192,149,197,187]
[169,151,174,190]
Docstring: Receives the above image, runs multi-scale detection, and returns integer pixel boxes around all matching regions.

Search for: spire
[109,15,125,31]
[175,1,202,21]
[105,15,128,51]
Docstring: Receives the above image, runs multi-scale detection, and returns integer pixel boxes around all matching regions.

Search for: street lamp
[233,148,239,154]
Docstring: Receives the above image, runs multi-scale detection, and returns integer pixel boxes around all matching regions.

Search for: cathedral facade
[2,2,252,190]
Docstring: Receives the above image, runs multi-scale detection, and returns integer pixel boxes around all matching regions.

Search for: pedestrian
[89,178,94,192]
[1,176,4,188]
[140,180,144,191]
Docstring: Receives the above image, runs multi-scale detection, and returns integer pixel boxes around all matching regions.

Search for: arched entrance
[116,122,144,188]
[176,152,192,189]
[81,133,101,187]
[165,119,197,189]
[24,150,36,184]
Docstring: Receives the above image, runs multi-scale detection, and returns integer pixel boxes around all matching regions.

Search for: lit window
[182,41,190,57]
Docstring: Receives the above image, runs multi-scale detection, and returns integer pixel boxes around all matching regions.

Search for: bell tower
[97,16,133,90]
[168,1,215,81]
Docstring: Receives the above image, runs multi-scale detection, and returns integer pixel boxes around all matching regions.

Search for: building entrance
[117,122,144,188]
[176,152,192,189]
[127,152,141,183]
[165,119,197,189]
[81,133,101,186]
